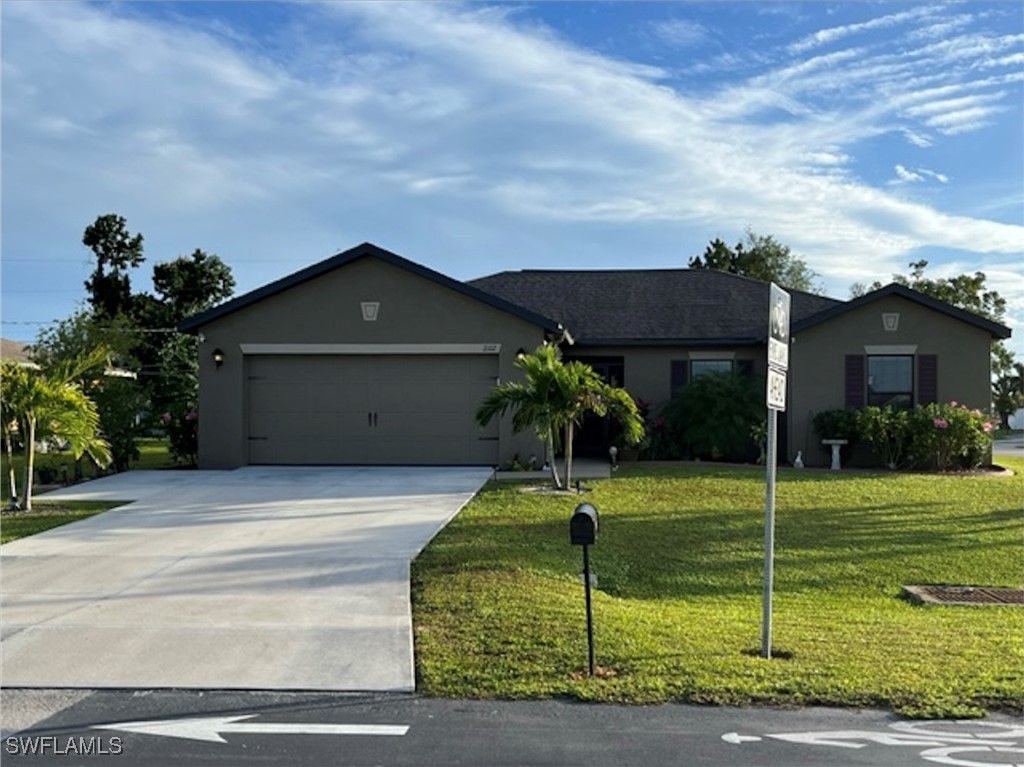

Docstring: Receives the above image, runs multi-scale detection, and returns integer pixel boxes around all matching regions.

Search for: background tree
[40,216,237,472]
[135,248,235,418]
[992,362,1024,429]
[476,345,644,489]
[689,228,821,293]
[83,214,144,320]
[1,352,111,510]
[33,311,145,472]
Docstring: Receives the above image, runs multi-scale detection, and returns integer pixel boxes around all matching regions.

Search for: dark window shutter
[845,355,865,408]
[918,354,938,404]
[736,359,754,377]
[670,360,689,395]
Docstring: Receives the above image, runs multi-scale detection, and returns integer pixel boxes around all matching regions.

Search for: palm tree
[1,350,111,510]
[476,345,644,489]
[993,361,1024,430]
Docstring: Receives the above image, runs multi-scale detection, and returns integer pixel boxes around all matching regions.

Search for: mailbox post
[570,503,598,676]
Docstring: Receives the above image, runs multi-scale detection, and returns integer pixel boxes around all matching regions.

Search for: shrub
[660,371,762,462]
[856,406,910,469]
[811,408,861,443]
[906,402,992,471]
[162,408,198,466]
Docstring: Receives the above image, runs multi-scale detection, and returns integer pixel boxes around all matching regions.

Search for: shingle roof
[468,269,841,345]
[0,338,31,363]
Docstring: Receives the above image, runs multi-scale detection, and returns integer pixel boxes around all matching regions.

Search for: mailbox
[570,503,598,546]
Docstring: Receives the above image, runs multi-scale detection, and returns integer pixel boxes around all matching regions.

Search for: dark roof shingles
[469,269,840,344]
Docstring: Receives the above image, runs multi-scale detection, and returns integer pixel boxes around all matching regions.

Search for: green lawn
[0,437,177,492]
[0,500,125,543]
[412,457,1024,717]
[1,437,171,542]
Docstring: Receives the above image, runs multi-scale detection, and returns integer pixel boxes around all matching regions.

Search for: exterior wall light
[212,348,225,368]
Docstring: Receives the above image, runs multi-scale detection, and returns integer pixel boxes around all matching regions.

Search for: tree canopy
[83,214,145,319]
[689,229,821,293]
[32,214,237,471]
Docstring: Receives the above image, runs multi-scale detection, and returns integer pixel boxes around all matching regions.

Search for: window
[867,355,913,408]
[691,359,733,378]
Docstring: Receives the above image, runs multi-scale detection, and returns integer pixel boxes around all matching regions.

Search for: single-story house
[180,242,1010,469]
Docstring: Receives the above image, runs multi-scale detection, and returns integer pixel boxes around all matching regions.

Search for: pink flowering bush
[821,402,993,470]
[907,402,992,471]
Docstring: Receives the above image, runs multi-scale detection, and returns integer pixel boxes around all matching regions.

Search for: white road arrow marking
[722,733,763,744]
[767,731,1017,750]
[919,745,1024,767]
[93,715,409,744]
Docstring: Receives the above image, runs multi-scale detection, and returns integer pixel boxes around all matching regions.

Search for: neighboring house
[180,242,1010,469]
[1,338,33,365]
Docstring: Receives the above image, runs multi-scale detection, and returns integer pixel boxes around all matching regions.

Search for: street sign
[768,283,790,372]
[762,282,791,659]
[767,368,787,412]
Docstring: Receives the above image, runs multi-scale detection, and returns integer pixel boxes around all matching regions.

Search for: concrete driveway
[0,466,490,691]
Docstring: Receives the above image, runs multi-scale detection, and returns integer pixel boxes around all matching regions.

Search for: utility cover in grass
[902,585,1024,606]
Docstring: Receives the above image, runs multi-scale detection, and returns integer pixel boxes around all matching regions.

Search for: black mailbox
[570,503,598,546]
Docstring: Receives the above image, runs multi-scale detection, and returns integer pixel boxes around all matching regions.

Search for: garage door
[246,355,500,465]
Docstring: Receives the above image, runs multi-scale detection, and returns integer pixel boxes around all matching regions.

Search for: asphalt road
[4,690,1022,767]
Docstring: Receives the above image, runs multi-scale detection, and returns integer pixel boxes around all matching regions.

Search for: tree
[689,228,821,293]
[33,311,145,473]
[852,260,1014,379]
[152,249,236,319]
[1,352,111,510]
[993,362,1024,430]
[76,218,236,465]
[83,214,144,319]
[476,345,644,489]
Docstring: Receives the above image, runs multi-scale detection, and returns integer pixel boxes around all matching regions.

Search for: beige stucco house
[180,242,1010,469]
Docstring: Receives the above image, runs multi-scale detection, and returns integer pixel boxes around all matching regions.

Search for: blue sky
[3,1,1022,355]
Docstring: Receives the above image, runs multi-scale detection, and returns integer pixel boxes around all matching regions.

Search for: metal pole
[761,407,777,659]
[583,544,595,675]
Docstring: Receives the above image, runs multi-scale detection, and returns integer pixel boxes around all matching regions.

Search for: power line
[2,320,184,333]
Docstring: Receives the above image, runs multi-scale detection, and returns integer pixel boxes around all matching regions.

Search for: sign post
[763,283,790,659]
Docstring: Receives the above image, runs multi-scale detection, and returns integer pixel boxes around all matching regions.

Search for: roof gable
[179,242,562,333]
[791,283,1011,339]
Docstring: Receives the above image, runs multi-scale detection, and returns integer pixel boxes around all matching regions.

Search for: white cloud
[2,1,1022,352]
[894,165,924,183]
[891,165,950,185]
[787,5,940,54]
[652,19,710,49]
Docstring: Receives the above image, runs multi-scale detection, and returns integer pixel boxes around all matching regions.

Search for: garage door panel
[247,354,499,465]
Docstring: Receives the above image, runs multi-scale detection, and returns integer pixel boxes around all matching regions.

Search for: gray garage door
[246,355,500,465]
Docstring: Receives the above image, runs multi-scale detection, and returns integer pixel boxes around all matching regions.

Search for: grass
[0,500,124,543]
[0,438,170,542]
[0,437,177,493]
[412,457,1024,718]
